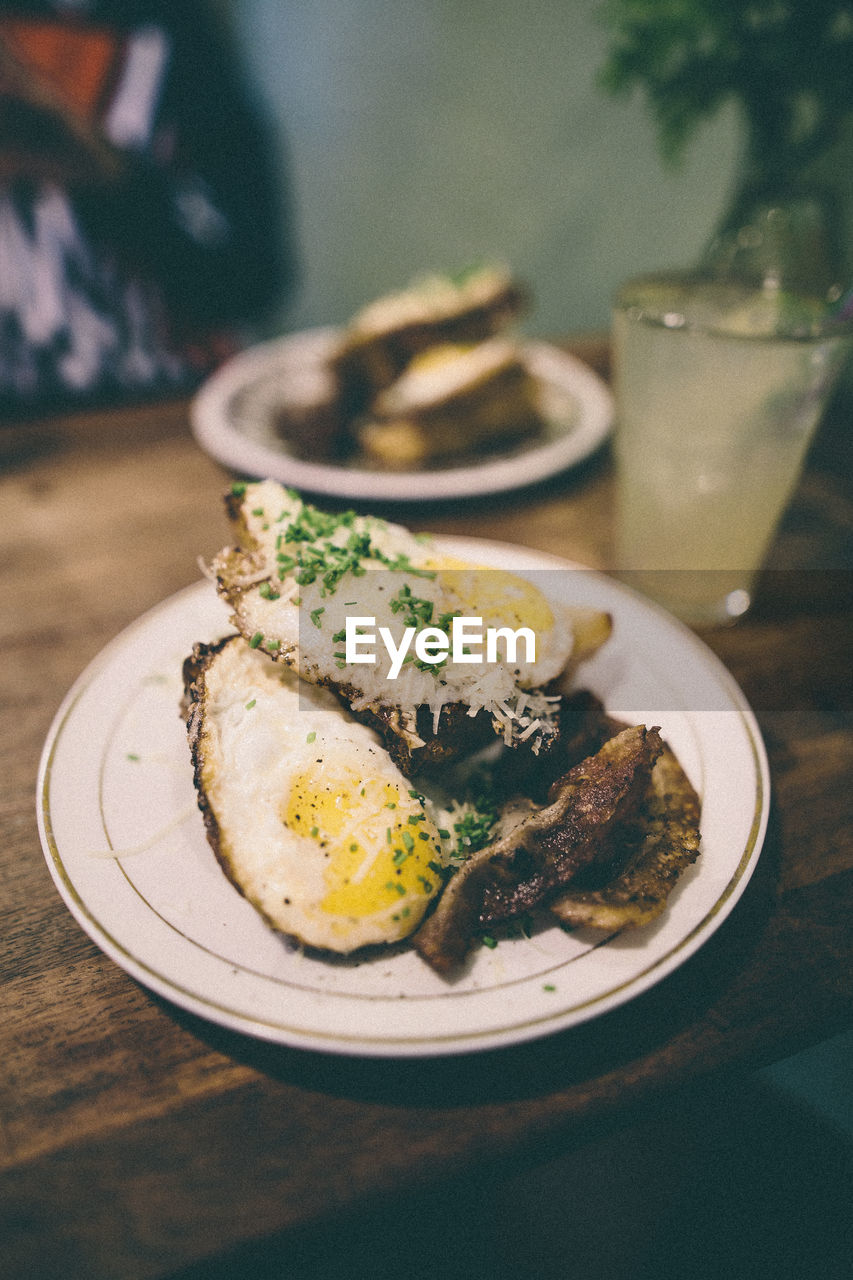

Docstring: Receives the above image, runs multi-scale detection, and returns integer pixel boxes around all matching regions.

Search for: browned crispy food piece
[358,339,543,469]
[550,742,701,931]
[555,689,627,767]
[498,688,627,803]
[413,725,663,976]
[181,637,233,880]
[331,267,529,416]
[339,695,498,776]
[479,725,663,923]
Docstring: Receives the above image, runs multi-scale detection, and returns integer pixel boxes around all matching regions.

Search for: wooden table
[2,339,851,1279]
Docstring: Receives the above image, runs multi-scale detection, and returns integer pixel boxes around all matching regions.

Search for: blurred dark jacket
[0,0,296,417]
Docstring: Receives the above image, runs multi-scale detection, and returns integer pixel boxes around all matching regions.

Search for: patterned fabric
[0,182,186,405]
[0,1,294,418]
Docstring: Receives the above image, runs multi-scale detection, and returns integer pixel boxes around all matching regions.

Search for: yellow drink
[612,275,851,624]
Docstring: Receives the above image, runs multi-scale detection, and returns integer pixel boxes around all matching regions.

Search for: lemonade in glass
[612,273,852,625]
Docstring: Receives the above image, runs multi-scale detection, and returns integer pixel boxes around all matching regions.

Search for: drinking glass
[611,271,852,625]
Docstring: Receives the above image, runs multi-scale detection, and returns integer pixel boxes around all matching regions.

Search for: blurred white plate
[37,538,769,1057]
[190,329,612,501]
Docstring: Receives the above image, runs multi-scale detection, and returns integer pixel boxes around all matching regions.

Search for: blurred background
[229,0,742,338]
[4,0,853,410]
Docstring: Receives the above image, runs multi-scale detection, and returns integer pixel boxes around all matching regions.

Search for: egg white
[216,481,575,740]
[194,636,446,952]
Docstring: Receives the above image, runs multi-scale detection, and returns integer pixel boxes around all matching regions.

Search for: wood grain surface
[1,341,851,1279]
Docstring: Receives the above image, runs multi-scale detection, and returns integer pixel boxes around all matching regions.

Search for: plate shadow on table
[163,1073,852,1280]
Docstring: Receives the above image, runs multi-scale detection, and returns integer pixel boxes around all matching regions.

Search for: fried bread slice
[331,266,528,415]
[358,338,543,468]
[212,482,612,774]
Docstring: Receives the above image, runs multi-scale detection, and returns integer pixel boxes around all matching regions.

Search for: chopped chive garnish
[248,631,263,648]
[230,482,247,496]
[481,935,498,950]
[310,826,319,838]
[543,983,556,992]
[392,849,408,865]
[310,607,324,628]
[306,731,316,743]
[126,752,140,761]
[438,829,451,840]
[418,831,431,840]
[245,699,256,709]
[401,830,415,853]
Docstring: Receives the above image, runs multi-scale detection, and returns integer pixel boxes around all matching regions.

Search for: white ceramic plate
[189,329,612,501]
[37,539,769,1057]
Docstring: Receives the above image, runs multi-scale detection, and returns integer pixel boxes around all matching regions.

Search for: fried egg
[213,481,585,748]
[187,636,446,952]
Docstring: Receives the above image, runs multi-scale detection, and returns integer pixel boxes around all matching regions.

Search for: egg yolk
[407,342,475,372]
[282,766,444,919]
[430,560,555,637]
